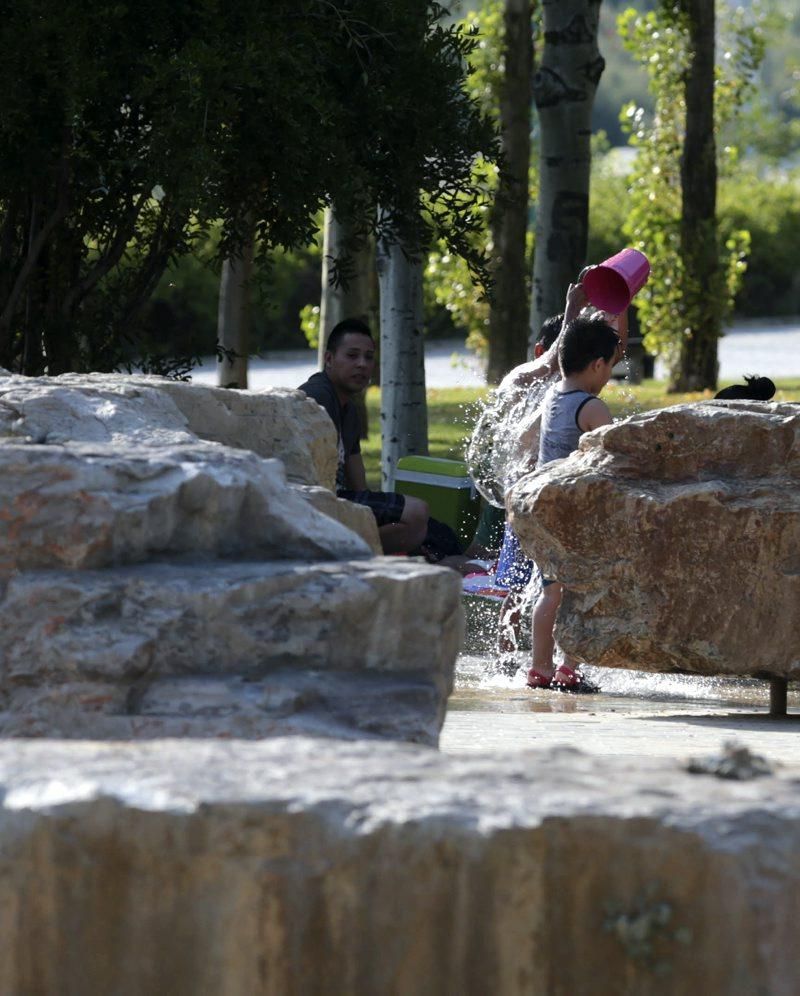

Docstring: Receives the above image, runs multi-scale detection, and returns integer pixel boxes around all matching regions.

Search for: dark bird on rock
[714,375,776,401]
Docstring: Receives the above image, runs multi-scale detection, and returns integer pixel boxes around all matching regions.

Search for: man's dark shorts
[338,489,405,527]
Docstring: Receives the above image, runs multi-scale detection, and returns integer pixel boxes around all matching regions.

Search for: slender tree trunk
[486,0,534,384]
[317,208,376,363]
[673,0,719,391]
[529,0,604,350]
[216,237,253,390]
[376,235,428,491]
[318,207,376,437]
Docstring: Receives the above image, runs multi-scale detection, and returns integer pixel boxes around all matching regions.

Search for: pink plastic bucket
[582,248,650,314]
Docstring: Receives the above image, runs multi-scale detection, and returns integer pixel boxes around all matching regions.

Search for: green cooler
[394,456,480,545]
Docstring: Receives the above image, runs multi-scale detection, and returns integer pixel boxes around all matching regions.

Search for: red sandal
[526,668,553,689]
[551,664,599,694]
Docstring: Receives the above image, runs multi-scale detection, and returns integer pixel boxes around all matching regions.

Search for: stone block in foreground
[0,558,462,743]
[509,401,800,679]
[0,440,370,571]
[0,738,797,995]
[0,372,337,489]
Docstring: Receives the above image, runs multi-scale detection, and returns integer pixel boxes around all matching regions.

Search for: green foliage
[300,301,321,351]
[590,156,800,320]
[587,141,630,265]
[718,171,800,316]
[728,2,800,163]
[424,1,503,356]
[618,3,760,371]
[142,226,322,360]
[424,0,537,356]
[0,0,496,374]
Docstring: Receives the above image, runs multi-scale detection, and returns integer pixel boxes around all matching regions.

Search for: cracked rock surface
[509,401,800,678]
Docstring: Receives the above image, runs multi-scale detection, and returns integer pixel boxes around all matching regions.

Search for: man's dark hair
[558,315,619,376]
[536,313,564,352]
[326,318,374,354]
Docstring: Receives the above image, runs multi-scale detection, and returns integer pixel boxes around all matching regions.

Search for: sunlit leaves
[618,2,761,375]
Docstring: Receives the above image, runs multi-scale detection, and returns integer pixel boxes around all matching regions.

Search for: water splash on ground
[455,650,798,713]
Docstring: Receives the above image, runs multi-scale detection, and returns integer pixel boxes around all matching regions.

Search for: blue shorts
[495,524,533,591]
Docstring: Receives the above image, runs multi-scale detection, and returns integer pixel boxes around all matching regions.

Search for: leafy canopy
[618,2,762,373]
[0,0,496,374]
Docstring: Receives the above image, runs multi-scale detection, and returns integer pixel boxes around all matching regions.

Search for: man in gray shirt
[299,318,429,554]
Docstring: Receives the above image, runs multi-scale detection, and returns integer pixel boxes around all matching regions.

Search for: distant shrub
[718,173,800,316]
[589,166,800,320]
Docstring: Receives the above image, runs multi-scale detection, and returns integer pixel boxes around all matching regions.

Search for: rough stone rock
[0,372,337,488]
[0,738,797,995]
[509,401,800,678]
[292,484,382,554]
[0,371,462,745]
[0,373,195,446]
[0,559,461,742]
[0,440,370,571]
[137,378,338,489]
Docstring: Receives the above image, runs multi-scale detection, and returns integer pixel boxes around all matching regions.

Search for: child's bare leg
[530,581,563,678]
[497,591,522,656]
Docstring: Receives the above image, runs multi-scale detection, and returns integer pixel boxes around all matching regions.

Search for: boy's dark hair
[326,318,374,354]
[558,315,619,376]
[536,313,564,352]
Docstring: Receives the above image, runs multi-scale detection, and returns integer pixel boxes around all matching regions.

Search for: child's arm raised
[500,282,588,391]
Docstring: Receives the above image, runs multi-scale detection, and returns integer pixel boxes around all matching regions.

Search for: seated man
[299,318,429,554]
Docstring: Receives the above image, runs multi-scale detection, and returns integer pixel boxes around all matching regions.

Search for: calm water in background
[191,320,800,390]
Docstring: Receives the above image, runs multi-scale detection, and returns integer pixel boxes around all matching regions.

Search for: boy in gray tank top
[524,312,621,692]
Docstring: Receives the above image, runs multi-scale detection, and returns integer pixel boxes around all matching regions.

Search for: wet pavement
[440,655,800,769]
[191,319,800,390]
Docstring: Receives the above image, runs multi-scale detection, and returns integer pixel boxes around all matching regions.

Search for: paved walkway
[440,665,800,768]
[191,319,800,391]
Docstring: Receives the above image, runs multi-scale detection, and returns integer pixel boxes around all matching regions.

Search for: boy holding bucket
[493,273,632,674]
[521,249,649,691]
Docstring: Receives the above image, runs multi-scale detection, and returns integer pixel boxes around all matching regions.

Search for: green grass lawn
[360,378,800,484]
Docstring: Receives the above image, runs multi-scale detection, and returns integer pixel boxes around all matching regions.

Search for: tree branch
[62,190,148,318]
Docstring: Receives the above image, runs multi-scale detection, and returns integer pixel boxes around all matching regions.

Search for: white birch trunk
[376,236,428,491]
[216,239,253,390]
[317,208,375,367]
[529,0,604,351]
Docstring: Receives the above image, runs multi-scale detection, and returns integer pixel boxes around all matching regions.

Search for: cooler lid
[396,455,469,477]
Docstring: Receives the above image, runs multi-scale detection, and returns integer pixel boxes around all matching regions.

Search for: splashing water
[466,375,556,508]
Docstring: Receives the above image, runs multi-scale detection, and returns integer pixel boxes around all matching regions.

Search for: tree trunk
[318,207,376,437]
[529,0,604,350]
[376,236,428,492]
[216,238,253,390]
[486,0,534,384]
[673,0,719,391]
[317,208,376,363]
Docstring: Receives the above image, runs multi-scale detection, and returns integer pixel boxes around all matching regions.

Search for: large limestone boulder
[293,484,382,553]
[143,378,338,489]
[0,371,461,743]
[0,559,461,742]
[0,440,370,570]
[0,738,797,995]
[509,401,800,679]
[0,372,337,488]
